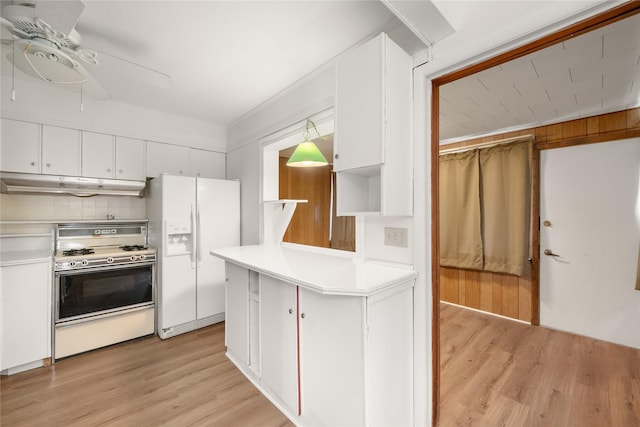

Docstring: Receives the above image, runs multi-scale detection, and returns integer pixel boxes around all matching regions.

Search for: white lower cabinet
[260,276,299,414]
[0,261,51,373]
[225,267,414,426]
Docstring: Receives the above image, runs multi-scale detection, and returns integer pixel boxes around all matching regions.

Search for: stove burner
[120,245,148,251]
[63,248,95,256]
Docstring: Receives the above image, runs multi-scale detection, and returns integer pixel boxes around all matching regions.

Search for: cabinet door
[260,275,298,414]
[146,142,190,178]
[42,125,81,176]
[298,288,365,426]
[1,118,41,173]
[225,262,249,364]
[189,148,226,179]
[116,137,145,181]
[82,131,114,178]
[334,34,384,172]
[0,262,51,371]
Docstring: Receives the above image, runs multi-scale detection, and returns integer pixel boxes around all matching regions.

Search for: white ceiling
[2,1,637,141]
[440,12,640,142]
[1,0,409,126]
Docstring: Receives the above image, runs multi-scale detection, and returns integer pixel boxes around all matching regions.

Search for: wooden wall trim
[431,83,441,427]
[432,2,640,86]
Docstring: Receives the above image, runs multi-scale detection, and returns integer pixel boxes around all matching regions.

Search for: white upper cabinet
[82,131,114,179]
[334,35,385,172]
[115,137,145,181]
[146,141,189,178]
[83,133,145,181]
[334,33,412,216]
[188,148,226,179]
[41,125,81,176]
[1,118,41,173]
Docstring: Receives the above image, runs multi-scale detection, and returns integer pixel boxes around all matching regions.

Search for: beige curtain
[439,150,483,270]
[479,140,531,276]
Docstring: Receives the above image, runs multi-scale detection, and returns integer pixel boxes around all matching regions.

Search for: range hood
[0,172,145,197]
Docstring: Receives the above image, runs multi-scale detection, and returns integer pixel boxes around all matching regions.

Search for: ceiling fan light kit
[1,0,170,107]
[8,38,86,84]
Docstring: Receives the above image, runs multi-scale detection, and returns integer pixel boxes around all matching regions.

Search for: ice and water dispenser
[165,221,193,256]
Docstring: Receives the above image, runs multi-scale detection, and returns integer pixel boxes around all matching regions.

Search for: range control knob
[81,259,89,266]
[106,257,114,264]
[69,261,77,267]
[139,254,146,260]
[130,255,139,261]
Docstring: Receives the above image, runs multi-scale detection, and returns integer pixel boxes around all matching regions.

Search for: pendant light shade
[286,119,329,168]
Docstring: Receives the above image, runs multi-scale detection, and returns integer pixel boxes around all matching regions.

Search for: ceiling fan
[0,0,171,101]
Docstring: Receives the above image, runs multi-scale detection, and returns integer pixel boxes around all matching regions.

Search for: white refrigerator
[146,174,240,339]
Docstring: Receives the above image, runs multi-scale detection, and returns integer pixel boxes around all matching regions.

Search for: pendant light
[286,119,329,167]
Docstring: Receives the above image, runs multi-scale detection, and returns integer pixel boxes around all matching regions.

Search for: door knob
[544,249,560,257]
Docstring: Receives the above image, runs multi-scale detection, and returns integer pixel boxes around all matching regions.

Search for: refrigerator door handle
[190,204,196,268]
[197,204,202,265]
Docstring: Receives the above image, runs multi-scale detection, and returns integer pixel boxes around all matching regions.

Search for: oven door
[55,262,154,323]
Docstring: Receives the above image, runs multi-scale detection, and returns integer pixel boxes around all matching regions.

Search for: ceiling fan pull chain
[80,85,84,112]
[11,39,16,101]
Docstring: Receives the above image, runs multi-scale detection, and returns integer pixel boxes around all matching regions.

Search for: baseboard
[158,312,225,339]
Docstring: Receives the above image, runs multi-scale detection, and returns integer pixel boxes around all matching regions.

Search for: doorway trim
[429,2,640,425]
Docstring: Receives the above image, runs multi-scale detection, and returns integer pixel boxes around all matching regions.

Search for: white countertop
[211,245,417,297]
[0,249,53,266]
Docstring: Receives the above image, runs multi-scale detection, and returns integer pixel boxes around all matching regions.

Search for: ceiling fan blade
[34,0,85,36]
[0,16,30,39]
[86,48,172,90]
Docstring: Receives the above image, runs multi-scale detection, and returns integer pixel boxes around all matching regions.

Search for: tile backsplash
[0,194,146,221]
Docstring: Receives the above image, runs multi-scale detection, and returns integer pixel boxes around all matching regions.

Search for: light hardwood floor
[1,323,292,427]
[440,302,640,426]
[4,307,639,426]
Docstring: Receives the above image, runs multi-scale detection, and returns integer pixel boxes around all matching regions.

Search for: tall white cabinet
[334,33,412,216]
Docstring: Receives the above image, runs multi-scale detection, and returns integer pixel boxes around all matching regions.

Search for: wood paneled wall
[279,157,332,248]
[442,107,640,151]
[440,107,640,322]
[440,267,532,321]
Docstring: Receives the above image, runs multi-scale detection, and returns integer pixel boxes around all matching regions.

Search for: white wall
[1,76,227,151]
[226,140,260,246]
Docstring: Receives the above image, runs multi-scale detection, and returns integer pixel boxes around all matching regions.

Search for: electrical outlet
[384,227,408,248]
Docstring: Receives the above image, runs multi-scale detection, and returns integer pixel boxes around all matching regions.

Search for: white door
[42,125,81,176]
[540,138,640,349]
[195,178,240,319]
[224,262,249,364]
[115,137,146,181]
[82,131,114,178]
[159,175,197,330]
[0,118,41,173]
[260,276,298,414]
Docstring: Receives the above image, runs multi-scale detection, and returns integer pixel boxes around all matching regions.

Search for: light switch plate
[384,227,408,248]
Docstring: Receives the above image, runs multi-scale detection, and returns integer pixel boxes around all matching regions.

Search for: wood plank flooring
[1,323,292,427]
[440,302,640,426]
[4,307,639,426]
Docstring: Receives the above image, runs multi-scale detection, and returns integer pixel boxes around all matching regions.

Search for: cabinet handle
[334,154,339,159]
[300,313,306,319]
[179,170,183,175]
[46,163,52,167]
[107,168,111,172]
[288,308,293,314]
[119,169,123,173]
[30,161,36,166]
